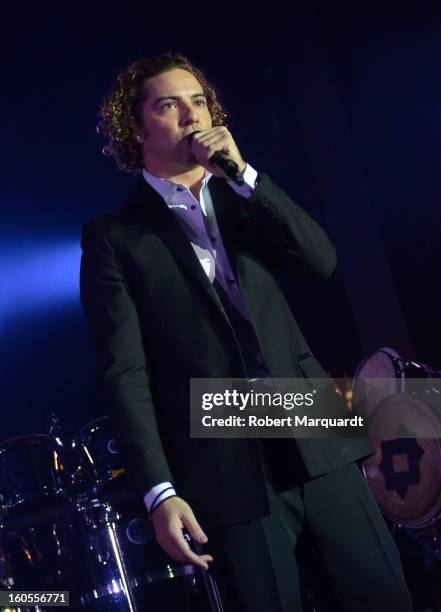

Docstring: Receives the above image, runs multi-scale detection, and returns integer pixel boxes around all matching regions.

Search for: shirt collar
[142,167,213,202]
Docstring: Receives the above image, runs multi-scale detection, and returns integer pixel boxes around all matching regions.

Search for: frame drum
[363,393,441,528]
[353,348,441,528]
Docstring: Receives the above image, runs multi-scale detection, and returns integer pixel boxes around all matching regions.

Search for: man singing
[80,52,412,611]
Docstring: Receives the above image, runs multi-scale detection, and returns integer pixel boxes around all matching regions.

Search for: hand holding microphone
[186,127,245,185]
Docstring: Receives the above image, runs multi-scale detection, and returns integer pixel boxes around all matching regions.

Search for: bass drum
[71,417,216,611]
[353,348,441,528]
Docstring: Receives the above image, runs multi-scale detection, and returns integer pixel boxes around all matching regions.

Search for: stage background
[1,2,440,439]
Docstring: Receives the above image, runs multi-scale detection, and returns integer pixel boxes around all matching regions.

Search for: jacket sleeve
[243,172,337,280]
[80,218,174,497]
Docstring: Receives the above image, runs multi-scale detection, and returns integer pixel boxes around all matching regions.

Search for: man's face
[138,68,213,171]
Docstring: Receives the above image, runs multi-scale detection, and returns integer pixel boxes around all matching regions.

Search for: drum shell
[0,506,78,606]
[73,489,208,610]
[0,435,68,513]
[353,347,405,420]
[71,417,219,609]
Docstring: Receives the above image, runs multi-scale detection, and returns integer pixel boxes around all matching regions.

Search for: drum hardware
[125,516,154,546]
[396,522,441,612]
[75,499,138,611]
[397,524,441,562]
[192,537,224,612]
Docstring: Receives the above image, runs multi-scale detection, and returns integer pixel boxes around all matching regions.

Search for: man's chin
[174,151,203,171]
[179,155,205,172]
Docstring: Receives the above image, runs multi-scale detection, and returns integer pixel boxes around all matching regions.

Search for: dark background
[1,2,440,440]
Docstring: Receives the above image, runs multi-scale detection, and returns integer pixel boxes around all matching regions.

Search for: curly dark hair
[98,52,229,174]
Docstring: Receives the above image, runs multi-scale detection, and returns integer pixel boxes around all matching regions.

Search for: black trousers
[204,462,413,612]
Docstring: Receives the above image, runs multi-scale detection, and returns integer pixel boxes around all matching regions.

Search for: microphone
[187,131,245,186]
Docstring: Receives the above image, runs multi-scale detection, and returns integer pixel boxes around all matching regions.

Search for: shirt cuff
[143,481,176,514]
[227,163,258,199]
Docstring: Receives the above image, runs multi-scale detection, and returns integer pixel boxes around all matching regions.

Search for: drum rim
[354,346,404,384]
[0,433,65,451]
[72,415,109,443]
[79,563,198,604]
[71,415,124,493]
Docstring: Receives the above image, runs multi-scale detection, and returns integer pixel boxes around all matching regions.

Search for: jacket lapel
[127,178,230,320]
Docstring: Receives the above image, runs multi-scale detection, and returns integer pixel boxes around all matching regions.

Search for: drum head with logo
[363,393,441,528]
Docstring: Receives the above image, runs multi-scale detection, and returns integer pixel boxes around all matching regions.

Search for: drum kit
[0,416,221,611]
[2,347,441,610]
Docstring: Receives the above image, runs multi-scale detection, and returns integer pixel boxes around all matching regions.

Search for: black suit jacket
[80,171,373,527]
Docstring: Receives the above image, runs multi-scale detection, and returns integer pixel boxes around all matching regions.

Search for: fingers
[192,128,229,150]
[191,127,232,165]
[173,527,213,569]
[158,526,213,570]
[191,126,229,143]
[152,497,214,570]
[182,511,208,545]
[189,126,245,175]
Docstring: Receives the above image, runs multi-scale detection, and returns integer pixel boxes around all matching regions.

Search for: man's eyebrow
[153,93,207,106]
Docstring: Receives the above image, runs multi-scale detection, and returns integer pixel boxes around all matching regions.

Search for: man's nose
[180,103,199,125]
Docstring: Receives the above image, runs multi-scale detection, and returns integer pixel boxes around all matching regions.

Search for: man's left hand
[188,127,246,178]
